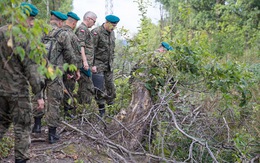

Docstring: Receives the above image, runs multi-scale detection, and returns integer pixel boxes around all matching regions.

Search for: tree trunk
[46,0,49,18]
[112,82,153,150]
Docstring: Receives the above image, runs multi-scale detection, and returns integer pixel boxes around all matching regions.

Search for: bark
[113,81,153,150]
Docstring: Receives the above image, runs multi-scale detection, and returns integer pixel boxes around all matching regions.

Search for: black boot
[98,104,105,117]
[64,107,75,119]
[48,126,60,144]
[32,117,42,133]
[15,159,27,163]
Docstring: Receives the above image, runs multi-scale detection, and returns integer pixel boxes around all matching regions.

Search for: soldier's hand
[83,61,89,70]
[37,98,44,110]
[67,74,74,79]
[75,69,81,81]
[91,66,97,73]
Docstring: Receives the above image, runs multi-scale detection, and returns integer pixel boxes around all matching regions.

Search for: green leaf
[14,46,25,61]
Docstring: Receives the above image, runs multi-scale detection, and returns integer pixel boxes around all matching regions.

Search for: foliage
[0,0,77,80]
[0,136,14,159]
[156,0,260,57]
[113,0,260,162]
[30,0,73,20]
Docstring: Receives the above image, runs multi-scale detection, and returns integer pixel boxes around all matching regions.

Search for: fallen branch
[166,106,219,163]
[60,121,181,162]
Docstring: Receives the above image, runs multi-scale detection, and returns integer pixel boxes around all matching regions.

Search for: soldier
[44,11,81,144]
[130,42,177,95]
[91,14,120,117]
[0,3,45,163]
[75,11,97,107]
[62,12,81,118]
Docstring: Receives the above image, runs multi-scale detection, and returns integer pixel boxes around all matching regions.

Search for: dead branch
[166,106,219,162]
[223,117,230,142]
[60,121,181,162]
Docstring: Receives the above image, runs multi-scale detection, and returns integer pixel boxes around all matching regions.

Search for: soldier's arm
[91,28,99,67]
[111,32,116,60]
[59,31,81,68]
[71,35,83,69]
[22,56,45,99]
[91,28,99,50]
[84,32,94,65]
[75,27,88,69]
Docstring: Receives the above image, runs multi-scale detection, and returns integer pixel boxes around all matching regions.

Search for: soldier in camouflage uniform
[75,11,97,107]
[44,11,81,144]
[0,3,45,163]
[62,12,82,118]
[130,42,177,95]
[91,15,120,117]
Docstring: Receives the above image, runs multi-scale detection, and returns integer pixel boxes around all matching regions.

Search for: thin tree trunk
[46,0,49,18]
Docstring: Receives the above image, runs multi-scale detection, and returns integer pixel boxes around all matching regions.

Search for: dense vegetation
[0,0,259,162]
[114,0,259,162]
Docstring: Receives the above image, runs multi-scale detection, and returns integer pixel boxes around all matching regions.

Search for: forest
[0,0,259,162]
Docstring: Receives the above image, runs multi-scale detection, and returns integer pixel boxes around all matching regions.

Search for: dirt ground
[1,114,114,163]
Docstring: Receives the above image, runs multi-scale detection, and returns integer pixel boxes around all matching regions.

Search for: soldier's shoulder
[91,26,101,31]
[52,28,69,41]
[91,26,101,36]
[78,23,88,30]
[76,26,87,35]
[57,28,68,35]
[49,27,63,35]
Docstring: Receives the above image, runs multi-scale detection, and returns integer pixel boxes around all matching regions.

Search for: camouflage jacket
[0,25,44,99]
[75,22,94,66]
[45,23,80,68]
[91,24,116,72]
[62,25,81,65]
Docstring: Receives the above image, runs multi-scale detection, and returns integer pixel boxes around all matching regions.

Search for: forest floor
[1,113,119,163]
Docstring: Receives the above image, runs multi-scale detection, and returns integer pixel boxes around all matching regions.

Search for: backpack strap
[47,29,63,60]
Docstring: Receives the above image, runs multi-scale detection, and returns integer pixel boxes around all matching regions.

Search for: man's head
[50,11,68,28]
[104,14,120,32]
[66,12,80,30]
[20,2,39,27]
[83,11,97,28]
[159,42,173,52]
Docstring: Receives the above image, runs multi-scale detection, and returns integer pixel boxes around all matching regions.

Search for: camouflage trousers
[63,75,76,109]
[77,72,94,105]
[93,71,116,105]
[45,78,64,128]
[0,95,32,160]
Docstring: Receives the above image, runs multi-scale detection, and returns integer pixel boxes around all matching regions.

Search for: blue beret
[161,42,173,51]
[20,2,39,17]
[51,11,68,20]
[105,15,120,24]
[67,12,80,21]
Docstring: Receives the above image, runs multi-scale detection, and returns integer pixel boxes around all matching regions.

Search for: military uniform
[75,22,95,105]
[92,24,116,106]
[129,42,177,96]
[45,23,80,128]
[62,24,81,112]
[0,3,44,161]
